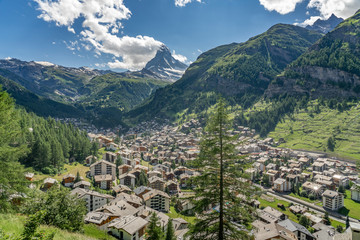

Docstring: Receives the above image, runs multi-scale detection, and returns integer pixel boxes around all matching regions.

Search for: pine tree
[188,97,254,240]
[0,87,28,212]
[145,212,164,240]
[165,218,176,240]
[75,171,81,183]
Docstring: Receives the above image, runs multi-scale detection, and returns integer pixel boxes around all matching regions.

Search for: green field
[166,206,196,224]
[0,214,115,240]
[268,101,360,161]
[34,163,90,182]
[338,190,360,220]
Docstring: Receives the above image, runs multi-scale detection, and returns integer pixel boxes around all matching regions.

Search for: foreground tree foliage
[188,98,254,240]
[145,212,164,240]
[22,186,87,232]
[0,87,29,212]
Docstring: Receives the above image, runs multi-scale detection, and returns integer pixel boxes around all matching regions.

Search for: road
[254,183,358,224]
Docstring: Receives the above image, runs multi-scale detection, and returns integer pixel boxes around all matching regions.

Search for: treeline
[18,111,94,174]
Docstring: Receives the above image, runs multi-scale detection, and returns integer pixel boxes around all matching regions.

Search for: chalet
[42,178,58,191]
[149,176,165,191]
[166,180,178,194]
[90,160,116,180]
[104,152,117,164]
[134,186,153,198]
[73,180,91,189]
[118,164,132,175]
[85,155,97,166]
[112,193,143,208]
[62,174,75,187]
[302,181,324,196]
[179,173,190,188]
[165,171,175,181]
[85,212,118,231]
[312,161,325,172]
[332,174,349,187]
[277,219,315,240]
[273,178,291,192]
[119,172,136,188]
[25,172,34,181]
[148,170,162,179]
[108,215,148,240]
[113,184,132,195]
[143,189,170,212]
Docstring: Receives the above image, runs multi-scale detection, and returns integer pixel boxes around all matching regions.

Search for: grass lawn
[166,206,196,224]
[289,193,321,204]
[338,190,360,220]
[34,163,90,182]
[258,196,345,229]
[0,214,115,240]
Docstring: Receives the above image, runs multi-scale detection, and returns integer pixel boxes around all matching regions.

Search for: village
[27,119,360,240]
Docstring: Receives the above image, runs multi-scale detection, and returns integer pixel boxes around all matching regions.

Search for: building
[73,180,91,189]
[108,215,148,240]
[119,172,136,188]
[149,176,165,191]
[62,174,75,187]
[143,190,170,212]
[322,190,344,211]
[104,152,117,163]
[118,164,132,175]
[25,172,34,181]
[166,180,178,194]
[90,160,116,180]
[94,174,113,190]
[254,222,297,240]
[71,188,114,212]
[277,219,315,240]
[42,178,58,191]
[273,178,291,192]
[351,183,360,201]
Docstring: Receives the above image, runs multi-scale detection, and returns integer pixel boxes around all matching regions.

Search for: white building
[71,188,114,212]
[322,190,344,211]
[351,183,360,202]
[143,189,170,212]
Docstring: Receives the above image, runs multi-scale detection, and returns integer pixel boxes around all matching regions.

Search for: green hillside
[126,24,322,124]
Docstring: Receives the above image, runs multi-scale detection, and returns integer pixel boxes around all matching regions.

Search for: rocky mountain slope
[126,24,322,123]
[267,10,360,99]
[144,45,188,82]
[306,14,344,34]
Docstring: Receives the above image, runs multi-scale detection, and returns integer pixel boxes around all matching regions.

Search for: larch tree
[188,97,254,240]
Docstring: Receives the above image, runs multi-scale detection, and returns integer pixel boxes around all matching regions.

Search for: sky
[0,0,359,71]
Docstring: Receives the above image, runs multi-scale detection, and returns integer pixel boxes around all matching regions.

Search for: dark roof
[278,219,314,237]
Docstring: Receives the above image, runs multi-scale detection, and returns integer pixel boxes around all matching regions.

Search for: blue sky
[0,0,359,71]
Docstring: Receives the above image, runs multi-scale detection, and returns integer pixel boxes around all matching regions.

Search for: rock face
[306,14,344,34]
[266,66,360,98]
[144,45,188,82]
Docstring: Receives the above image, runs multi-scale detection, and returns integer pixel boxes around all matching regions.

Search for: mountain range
[305,14,344,34]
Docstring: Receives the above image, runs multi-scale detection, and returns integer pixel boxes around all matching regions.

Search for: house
[257,206,287,223]
[179,174,190,188]
[104,152,117,164]
[108,215,148,240]
[302,181,324,196]
[85,212,118,230]
[94,174,113,190]
[113,184,132,195]
[149,176,165,191]
[166,180,178,194]
[90,160,116,180]
[119,173,136,188]
[85,155,97,166]
[118,164,132,175]
[332,175,349,188]
[71,188,114,212]
[277,219,315,240]
[245,168,257,181]
[351,183,360,201]
[273,178,291,192]
[265,170,280,184]
[173,218,189,239]
[143,189,170,212]
[73,180,91,189]
[254,222,297,240]
[62,174,75,187]
[25,172,34,181]
[148,170,162,179]
[322,190,344,211]
[42,178,58,191]
[165,171,175,181]
[312,162,325,172]
[112,193,143,208]
[134,186,153,198]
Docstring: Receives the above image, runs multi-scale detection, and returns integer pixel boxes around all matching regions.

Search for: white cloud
[5,57,12,60]
[307,0,360,19]
[175,0,202,7]
[294,15,322,26]
[172,50,188,64]
[258,0,304,15]
[64,40,80,51]
[34,0,164,70]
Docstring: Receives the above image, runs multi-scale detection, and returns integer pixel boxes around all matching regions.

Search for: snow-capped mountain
[305,14,344,34]
[144,45,188,82]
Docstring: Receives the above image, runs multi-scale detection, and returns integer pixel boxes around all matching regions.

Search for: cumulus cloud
[34,0,164,70]
[172,50,188,64]
[258,0,304,15]
[307,0,360,19]
[294,16,322,26]
[175,0,202,7]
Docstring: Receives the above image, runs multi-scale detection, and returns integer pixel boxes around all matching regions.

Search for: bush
[309,194,316,200]
[300,190,308,197]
